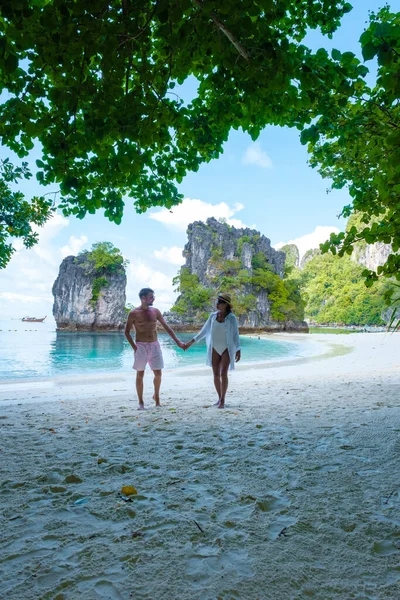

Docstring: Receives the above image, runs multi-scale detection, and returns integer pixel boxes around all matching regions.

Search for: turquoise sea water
[0,319,314,381]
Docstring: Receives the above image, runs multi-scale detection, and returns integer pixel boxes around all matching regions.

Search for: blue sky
[0,1,391,319]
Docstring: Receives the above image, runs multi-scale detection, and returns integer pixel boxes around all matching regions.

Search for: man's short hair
[139,287,154,299]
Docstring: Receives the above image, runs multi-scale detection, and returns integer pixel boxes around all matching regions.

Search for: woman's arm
[233,315,241,351]
[185,313,212,349]
[233,315,241,362]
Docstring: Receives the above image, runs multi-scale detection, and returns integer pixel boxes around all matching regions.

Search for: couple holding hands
[124,288,241,410]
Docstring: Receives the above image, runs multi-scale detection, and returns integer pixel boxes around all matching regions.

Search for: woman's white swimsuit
[212,320,228,355]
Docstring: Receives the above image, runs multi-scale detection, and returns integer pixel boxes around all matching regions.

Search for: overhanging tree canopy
[1,2,354,223]
[1,1,397,281]
[302,7,400,283]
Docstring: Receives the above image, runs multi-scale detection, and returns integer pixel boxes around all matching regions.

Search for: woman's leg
[218,350,230,408]
[212,349,222,403]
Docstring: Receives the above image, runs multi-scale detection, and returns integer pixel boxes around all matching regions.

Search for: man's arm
[124,311,137,352]
[157,310,185,349]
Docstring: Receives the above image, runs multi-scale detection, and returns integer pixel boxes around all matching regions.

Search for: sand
[0,333,399,600]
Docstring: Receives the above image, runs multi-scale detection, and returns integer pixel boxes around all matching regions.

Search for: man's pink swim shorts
[133,341,164,371]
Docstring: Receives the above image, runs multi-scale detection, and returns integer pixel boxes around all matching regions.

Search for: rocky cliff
[352,241,394,272]
[52,255,127,331]
[167,218,308,332]
[184,218,286,282]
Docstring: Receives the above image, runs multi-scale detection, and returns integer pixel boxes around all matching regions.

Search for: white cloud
[149,198,248,231]
[274,225,341,260]
[242,143,272,169]
[154,246,185,265]
[126,260,178,313]
[61,235,88,258]
[32,213,69,243]
[0,212,71,318]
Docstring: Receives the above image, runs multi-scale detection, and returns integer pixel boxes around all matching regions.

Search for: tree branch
[191,0,251,62]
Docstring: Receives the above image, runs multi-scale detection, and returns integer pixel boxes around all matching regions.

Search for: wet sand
[0,333,399,599]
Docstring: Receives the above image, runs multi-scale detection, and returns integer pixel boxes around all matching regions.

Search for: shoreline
[0,332,397,404]
[0,333,345,401]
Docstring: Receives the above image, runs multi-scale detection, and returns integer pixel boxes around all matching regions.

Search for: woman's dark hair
[218,298,231,314]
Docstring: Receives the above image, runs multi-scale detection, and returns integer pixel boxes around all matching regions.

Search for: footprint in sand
[94,581,124,599]
[185,546,253,581]
[372,540,400,556]
[256,492,290,513]
[219,503,254,524]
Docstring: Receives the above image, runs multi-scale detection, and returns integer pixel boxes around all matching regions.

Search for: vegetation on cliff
[77,242,128,306]
[172,234,305,323]
[292,253,389,326]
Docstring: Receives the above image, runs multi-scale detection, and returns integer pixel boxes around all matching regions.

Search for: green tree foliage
[173,238,305,322]
[172,268,214,315]
[78,242,128,306]
[125,302,135,315]
[295,252,390,326]
[281,243,299,270]
[385,284,400,331]
[251,251,273,271]
[90,277,109,307]
[303,8,400,283]
[0,0,354,253]
[250,267,304,321]
[78,241,128,272]
[0,159,54,268]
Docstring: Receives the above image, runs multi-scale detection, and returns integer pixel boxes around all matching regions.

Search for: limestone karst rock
[352,241,394,272]
[167,217,308,332]
[52,254,127,331]
[280,243,300,269]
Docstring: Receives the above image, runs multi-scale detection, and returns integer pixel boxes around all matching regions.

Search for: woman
[185,292,241,408]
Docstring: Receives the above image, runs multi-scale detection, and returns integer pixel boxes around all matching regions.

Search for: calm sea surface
[0,319,316,381]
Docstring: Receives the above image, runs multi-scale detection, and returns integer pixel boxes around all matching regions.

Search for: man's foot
[137,402,145,410]
[153,394,161,408]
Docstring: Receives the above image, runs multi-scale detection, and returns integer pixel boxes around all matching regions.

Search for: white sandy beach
[1,333,399,600]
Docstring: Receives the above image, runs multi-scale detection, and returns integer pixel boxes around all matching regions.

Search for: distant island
[51,219,395,333]
[52,242,127,332]
[166,216,394,330]
[165,217,308,333]
[281,213,394,327]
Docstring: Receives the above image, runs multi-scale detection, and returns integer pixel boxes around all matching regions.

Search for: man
[124,288,185,409]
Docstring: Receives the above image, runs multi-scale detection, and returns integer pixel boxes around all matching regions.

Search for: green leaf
[4,54,18,73]
[362,42,378,61]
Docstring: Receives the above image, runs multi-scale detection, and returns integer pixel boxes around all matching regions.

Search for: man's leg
[218,350,230,408]
[212,349,222,405]
[136,370,145,409]
[153,369,162,407]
